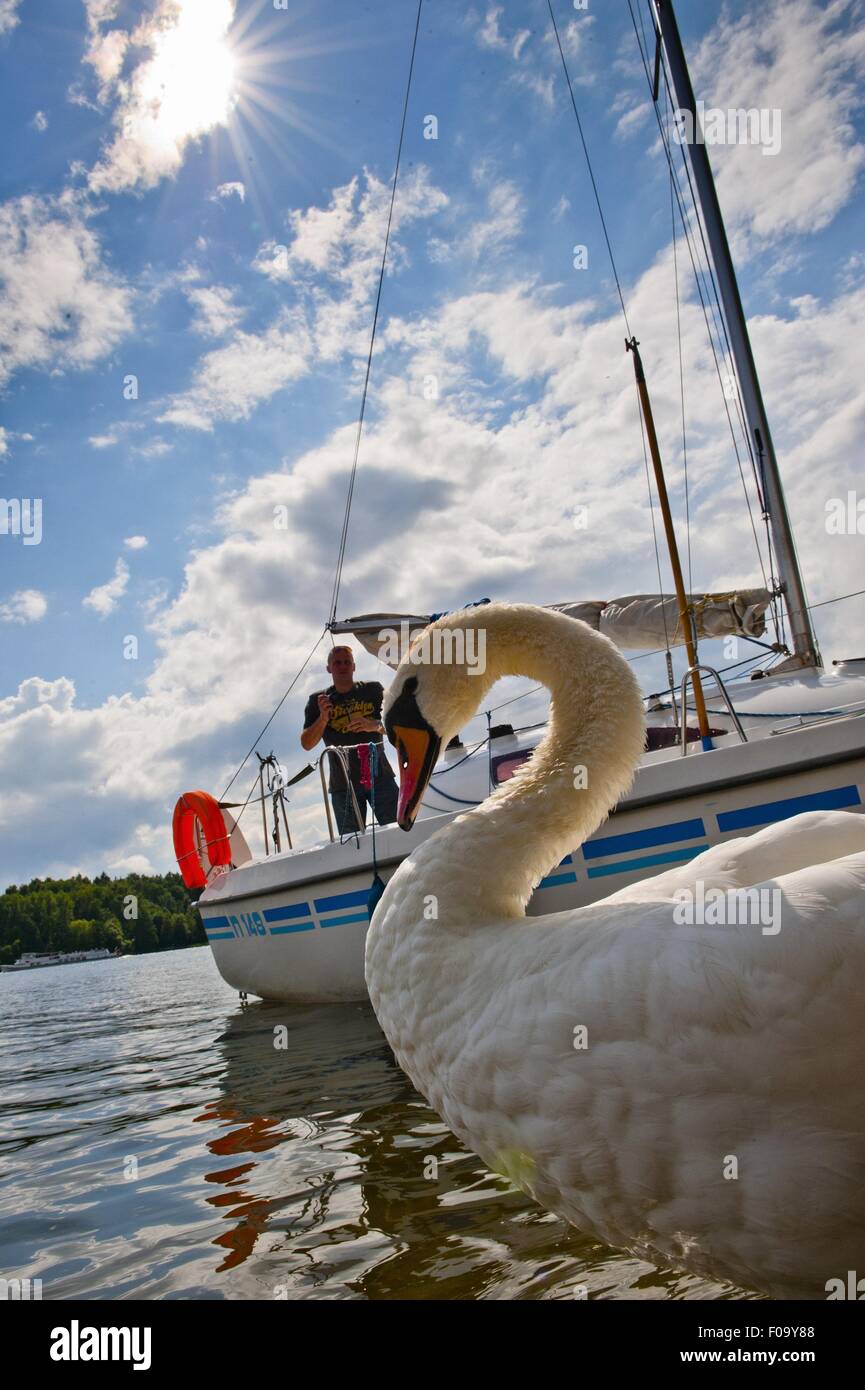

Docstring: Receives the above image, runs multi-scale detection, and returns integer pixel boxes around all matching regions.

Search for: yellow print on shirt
[329,698,375,736]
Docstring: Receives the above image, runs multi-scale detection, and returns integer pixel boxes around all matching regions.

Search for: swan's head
[384,612,492,830]
[383,600,646,832]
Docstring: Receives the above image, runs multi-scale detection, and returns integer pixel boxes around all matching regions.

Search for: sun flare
[137,0,237,151]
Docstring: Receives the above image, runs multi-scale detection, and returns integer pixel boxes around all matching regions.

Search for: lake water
[0,947,746,1300]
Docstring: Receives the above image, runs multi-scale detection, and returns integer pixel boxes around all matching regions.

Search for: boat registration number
[226,911,266,937]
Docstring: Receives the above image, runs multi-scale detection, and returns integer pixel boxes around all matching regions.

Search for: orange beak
[392,725,440,830]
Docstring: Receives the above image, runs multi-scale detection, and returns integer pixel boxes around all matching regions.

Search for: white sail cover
[334,590,772,666]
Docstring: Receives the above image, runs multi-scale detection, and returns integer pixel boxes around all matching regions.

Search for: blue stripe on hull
[539,871,578,888]
[264,902,311,921]
[320,912,369,927]
[586,844,708,879]
[718,784,861,832]
[582,817,706,860]
[314,889,370,912]
[269,921,315,934]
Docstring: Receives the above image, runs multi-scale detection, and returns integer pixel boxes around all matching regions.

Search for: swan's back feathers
[368,822,865,1298]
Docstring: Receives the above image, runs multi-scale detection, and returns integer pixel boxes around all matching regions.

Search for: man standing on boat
[301,645,399,834]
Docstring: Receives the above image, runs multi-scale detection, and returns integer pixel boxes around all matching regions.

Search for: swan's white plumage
[366,604,865,1298]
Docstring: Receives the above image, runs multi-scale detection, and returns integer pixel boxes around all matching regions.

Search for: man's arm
[346,715,384,733]
[346,683,385,735]
[301,693,333,751]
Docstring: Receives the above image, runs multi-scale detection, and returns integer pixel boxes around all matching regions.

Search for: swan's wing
[416,848,865,1297]
[600,809,865,904]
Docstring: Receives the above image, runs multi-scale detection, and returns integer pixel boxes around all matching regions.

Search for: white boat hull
[198,685,865,1002]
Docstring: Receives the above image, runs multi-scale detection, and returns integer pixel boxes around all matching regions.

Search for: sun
[119,0,366,203]
[138,0,237,152]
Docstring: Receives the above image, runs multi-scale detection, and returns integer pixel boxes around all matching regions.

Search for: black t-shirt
[303,681,395,791]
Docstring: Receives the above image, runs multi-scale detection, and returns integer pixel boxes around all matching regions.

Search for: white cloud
[476,6,530,61]
[474,6,594,107]
[463,176,525,261]
[89,433,119,448]
[186,283,243,338]
[158,313,312,431]
[75,2,128,106]
[88,0,237,194]
[688,0,865,244]
[87,28,129,96]
[427,236,452,264]
[839,251,865,290]
[82,558,129,617]
[0,427,35,456]
[0,590,47,624]
[0,0,20,38]
[514,71,555,108]
[0,676,75,721]
[106,852,156,875]
[0,194,134,388]
[84,0,121,25]
[163,169,447,431]
[615,101,651,141]
[212,181,245,203]
[134,438,172,457]
[548,16,594,63]
[86,31,128,93]
[254,167,447,288]
[124,535,148,550]
[31,110,49,133]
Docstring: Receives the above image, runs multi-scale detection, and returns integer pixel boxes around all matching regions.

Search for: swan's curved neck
[423,609,645,922]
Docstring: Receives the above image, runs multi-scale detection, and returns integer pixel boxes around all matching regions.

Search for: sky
[1,0,864,885]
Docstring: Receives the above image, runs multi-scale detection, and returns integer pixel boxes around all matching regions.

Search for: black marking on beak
[385,677,442,830]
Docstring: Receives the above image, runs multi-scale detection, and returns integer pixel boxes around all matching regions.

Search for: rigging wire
[798,586,865,617]
[328,0,424,628]
[228,769,263,829]
[546,0,632,336]
[666,81,692,595]
[219,624,329,801]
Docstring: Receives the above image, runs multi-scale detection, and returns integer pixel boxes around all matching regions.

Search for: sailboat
[173,0,865,1004]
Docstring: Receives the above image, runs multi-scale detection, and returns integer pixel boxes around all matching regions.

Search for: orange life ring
[172,790,233,889]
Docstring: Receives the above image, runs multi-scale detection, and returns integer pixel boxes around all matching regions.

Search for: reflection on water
[0,948,747,1299]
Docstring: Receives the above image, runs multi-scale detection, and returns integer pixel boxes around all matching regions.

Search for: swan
[366,601,865,1298]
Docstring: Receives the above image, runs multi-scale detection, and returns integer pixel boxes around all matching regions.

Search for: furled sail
[333,590,772,667]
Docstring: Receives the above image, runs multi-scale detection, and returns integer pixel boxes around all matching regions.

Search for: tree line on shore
[0,872,203,965]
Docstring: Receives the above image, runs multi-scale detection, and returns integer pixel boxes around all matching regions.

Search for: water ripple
[0,948,747,1300]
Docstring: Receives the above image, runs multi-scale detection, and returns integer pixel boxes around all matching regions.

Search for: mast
[651,0,820,668]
